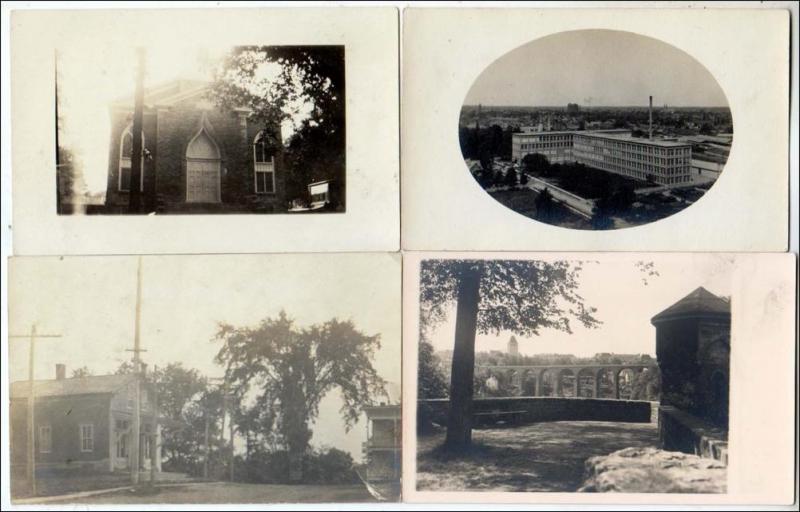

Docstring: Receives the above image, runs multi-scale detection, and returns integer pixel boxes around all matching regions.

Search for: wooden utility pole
[55,51,62,215]
[229,412,235,482]
[126,257,146,485]
[203,412,210,480]
[219,380,232,481]
[210,376,235,482]
[128,47,145,213]
[9,325,61,497]
[220,377,235,482]
[150,365,159,485]
[224,379,235,482]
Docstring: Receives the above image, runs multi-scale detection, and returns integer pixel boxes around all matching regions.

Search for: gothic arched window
[253,131,275,194]
[118,126,145,192]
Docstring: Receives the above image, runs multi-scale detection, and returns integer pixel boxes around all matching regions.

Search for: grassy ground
[489,188,591,229]
[11,469,195,500]
[523,164,714,229]
[617,187,711,227]
[416,421,659,492]
[532,164,649,199]
[43,481,377,504]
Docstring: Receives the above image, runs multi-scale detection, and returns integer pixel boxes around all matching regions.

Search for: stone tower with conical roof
[652,286,730,428]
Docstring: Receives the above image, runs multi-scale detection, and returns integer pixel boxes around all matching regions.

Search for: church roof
[110,79,211,110]
[651,287,731,325]
[10,373,136,399]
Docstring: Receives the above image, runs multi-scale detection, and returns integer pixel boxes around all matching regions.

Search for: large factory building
[512,129,692,186]
[511,97,693,186]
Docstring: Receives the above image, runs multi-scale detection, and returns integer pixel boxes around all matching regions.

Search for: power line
[9,325,62,497]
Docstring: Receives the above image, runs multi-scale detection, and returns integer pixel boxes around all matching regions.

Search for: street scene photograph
[415,255,733,493]
[459,29,732,230]
[56,43,345,215]
[8,254,400,504]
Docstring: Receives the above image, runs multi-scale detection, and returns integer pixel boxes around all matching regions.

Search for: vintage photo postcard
[402,8,790,251]
[56,45,346,216]
[402,252,796,505]
[11,7,399,254]
[5,253,401,505]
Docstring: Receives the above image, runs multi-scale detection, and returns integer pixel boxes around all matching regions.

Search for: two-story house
[10,365,161,475]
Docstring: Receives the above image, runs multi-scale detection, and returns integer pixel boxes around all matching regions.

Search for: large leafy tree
[116,361,217,474]
[213,312,385,477]
[521,152,551,176]
[418,340,449,400]
[419,259,601,452]
[210,46,345,204]
[151,364,216,473]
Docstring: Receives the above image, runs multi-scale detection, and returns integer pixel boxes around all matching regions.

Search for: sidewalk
[11,470,197,503]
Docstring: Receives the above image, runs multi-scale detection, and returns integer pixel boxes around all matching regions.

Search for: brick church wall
[104,97,285,213]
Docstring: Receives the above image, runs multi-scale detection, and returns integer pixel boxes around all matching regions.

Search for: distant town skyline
[464,30,729,108]
[425,256,735,358]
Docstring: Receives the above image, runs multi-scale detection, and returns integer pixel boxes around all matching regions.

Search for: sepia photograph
[402,8,789,252]
[11,7,400,255]
[56,43,345,215]
[7,254,401,504]
[405,253,795,499]
[459,29,732,230]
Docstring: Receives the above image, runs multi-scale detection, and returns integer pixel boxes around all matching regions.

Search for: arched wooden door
[186,128,221,203]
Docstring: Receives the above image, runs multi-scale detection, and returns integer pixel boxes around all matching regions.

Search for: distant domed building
[507,336,519,356]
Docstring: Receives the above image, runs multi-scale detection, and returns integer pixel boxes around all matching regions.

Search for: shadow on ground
[416,420,659,492]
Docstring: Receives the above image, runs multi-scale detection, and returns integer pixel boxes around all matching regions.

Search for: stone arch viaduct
[475,363,658,400]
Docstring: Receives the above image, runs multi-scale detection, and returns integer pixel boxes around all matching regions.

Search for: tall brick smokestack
[649,96,653,140]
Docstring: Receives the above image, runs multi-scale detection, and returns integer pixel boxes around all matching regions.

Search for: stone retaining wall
[658,405,728,465]
[418,397,653,431]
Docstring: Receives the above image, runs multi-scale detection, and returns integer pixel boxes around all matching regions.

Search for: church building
[104,80,285,214]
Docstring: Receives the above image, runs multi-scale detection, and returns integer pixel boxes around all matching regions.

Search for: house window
[116,434,128,458]
[119,126,145,192]
[142,424,152,460]
[80,424,94,452]
[38,425,52,454]
[253,132,276,194]
[116,419,130,458]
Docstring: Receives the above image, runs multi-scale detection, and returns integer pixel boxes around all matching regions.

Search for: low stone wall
[418,397,653,431]
[658,405,728,465]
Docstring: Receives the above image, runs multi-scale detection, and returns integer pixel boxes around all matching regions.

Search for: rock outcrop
[578,447,726,493]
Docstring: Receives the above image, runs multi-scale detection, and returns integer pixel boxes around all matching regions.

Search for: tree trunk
[444,264,482,452]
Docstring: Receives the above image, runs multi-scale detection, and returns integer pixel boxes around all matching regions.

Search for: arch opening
[186,127,221,203]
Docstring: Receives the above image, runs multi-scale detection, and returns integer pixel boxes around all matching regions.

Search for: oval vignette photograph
[459,30,733,230]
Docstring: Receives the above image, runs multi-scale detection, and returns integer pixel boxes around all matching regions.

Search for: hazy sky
[9,254,401,461]
[58,43,308,195]
[464,30,729,108]
[426,256,736,357]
